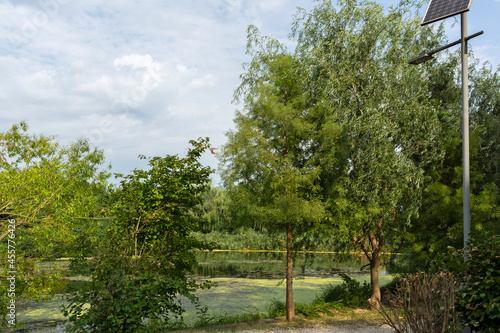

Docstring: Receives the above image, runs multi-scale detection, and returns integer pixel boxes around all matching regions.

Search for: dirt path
[238,325,395,333]
[180,319,396,333]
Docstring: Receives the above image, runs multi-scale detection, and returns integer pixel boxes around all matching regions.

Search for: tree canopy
[290,0,448,307]
[220,0,484,309]
[221,44,327,320]
[0,122,110,326]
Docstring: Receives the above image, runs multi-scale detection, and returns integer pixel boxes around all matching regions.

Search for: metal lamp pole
[461,12,471,248]
[461,12,472,333]
[408,11,484,333]
[408,22,484,251]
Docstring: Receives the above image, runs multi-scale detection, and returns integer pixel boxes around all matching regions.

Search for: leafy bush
[267,298,287,318]
[379,276,399,296]
[319,273,371,307]
[435,233,500,332]
[379,272,459,333]
[266,274,379,319]
[63,139,215,332]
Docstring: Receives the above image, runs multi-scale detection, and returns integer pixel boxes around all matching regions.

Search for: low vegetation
[379,272,459,333]
[435,234,500,332]
[191,229,282,251]
[266,273,374,319]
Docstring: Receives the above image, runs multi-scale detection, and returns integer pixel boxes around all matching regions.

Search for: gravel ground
[226,325,395,333]
[191,323,396,333]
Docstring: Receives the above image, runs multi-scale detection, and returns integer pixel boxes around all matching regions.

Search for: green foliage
[221,50,327,233]
[393,60,500,273]
[192,306,264,329]
[434,234,500,332]
[267,298,288,318]
[0,123,111,255]
[267,298,337,319]
[318,273,371,308]
[63,138,214,332]
[288,0,450,306]
[221,34,328,320]
[470,62,500,190]
[0,122,110,329]
[192,228,282,251]
[197,186,233,233]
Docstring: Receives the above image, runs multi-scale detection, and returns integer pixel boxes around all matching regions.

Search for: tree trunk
[286,220,295,322]
[368,226,383,310]
[368,246,382,309]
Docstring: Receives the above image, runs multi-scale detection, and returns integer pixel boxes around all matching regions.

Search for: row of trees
[217,0,500,320]
[0,122,215,331]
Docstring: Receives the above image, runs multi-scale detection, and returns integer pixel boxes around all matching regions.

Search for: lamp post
[460,12,471,249]
[409,9,483,333]
[408,19,483,250]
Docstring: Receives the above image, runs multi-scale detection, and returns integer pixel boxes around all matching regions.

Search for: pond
[194,250,383,278]
[14,251,392,332]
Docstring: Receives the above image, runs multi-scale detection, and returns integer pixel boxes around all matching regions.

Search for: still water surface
[15,251,389,332]
[194,250,386,278]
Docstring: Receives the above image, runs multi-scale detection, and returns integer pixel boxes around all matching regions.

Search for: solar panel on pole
[421,0,473,26]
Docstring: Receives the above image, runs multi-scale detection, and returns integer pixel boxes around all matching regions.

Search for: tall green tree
[397,58,500,271]
[0,122,110,328]
[291,0,446,307]
[64,138,214,332]
[221,35,326,321]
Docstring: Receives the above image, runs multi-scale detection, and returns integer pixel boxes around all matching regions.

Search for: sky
[1,0,499,184]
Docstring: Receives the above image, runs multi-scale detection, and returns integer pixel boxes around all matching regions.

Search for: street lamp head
[408,52,434,65]
[408,31,483,66]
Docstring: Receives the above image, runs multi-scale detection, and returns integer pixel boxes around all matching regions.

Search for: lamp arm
[428,30,484,56]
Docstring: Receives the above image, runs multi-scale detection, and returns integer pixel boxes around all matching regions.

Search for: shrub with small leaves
[436,233,500,332]
[267,298,338,319]
[320,273,371,307]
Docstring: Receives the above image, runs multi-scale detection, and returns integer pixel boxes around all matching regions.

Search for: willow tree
[220,31,327,321]
[291,0,445,308]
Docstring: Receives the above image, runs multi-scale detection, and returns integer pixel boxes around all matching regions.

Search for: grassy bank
[172,274,394,332]
[177,307,388,332]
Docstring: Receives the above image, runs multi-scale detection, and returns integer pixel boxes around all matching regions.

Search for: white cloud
[259,0,286,13]
[75,53,166,109]
[0,0,497,183]
[29,69,56,82]
[188,73,218,88]
[114,54,158,72]
[176,64,190,73]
